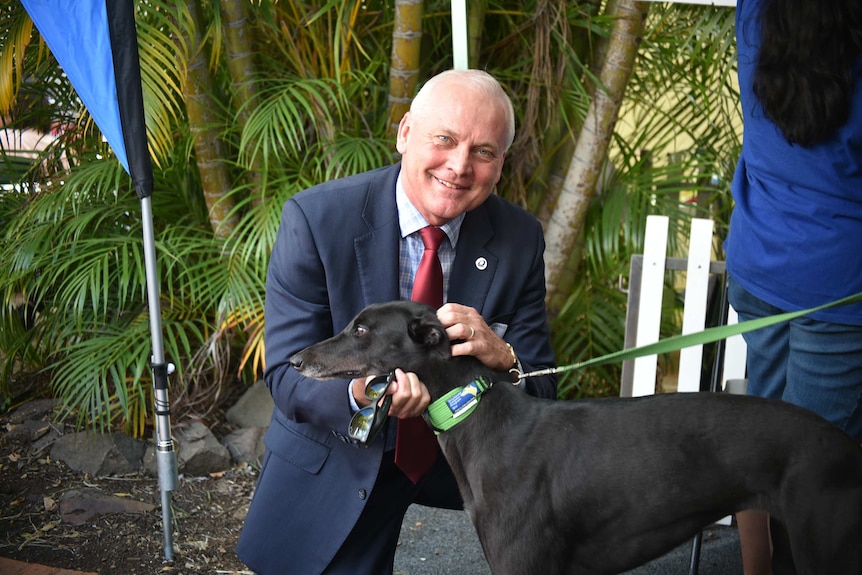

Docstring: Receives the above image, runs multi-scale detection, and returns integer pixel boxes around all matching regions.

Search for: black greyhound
[289,301,862,575]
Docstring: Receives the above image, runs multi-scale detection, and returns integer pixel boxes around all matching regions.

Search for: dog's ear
[407,316,450,355]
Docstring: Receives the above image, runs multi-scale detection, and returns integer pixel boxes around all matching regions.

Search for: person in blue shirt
[726,0,862,573]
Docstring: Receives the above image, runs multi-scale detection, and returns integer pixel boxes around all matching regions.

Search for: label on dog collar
[446,382,480,418]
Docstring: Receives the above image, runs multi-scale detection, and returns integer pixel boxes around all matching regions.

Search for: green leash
[426,290,862,434]
[515,290,862,380]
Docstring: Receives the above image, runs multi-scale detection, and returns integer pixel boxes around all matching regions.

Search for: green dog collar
[426,376,493,435]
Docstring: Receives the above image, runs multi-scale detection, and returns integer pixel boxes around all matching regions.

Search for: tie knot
[419,226,446,251]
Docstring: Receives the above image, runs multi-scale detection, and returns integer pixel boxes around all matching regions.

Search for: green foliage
[0,1,741,430]
[551,4,741,398]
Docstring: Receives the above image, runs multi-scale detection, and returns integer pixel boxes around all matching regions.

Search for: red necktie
[396,226,446,483]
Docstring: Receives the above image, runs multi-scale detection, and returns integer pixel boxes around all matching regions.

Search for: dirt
[0,409,258,575]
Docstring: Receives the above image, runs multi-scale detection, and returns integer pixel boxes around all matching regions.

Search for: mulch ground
[1,405,258,575]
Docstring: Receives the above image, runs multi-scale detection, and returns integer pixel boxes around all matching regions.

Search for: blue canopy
[21,0,153,198]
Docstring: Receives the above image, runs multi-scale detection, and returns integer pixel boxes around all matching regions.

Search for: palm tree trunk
[543,0,650,315]
[220,0,265,206]
[184,0,239,241]
[467,0,487,69]
[387,0,424,140]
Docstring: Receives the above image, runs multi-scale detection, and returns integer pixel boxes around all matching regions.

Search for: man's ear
[395,112,411,155]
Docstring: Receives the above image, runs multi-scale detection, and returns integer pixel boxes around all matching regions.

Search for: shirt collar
[396,173,464,247]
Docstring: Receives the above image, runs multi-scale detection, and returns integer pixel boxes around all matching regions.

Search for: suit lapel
[355,224,400,305]
[449,204,497,313]
[354,166,401,306]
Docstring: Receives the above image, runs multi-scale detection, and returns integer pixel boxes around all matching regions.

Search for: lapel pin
[475,257,488,271]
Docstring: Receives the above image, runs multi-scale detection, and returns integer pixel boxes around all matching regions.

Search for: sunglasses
[347,372,395,445]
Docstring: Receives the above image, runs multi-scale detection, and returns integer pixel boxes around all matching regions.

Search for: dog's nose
[289,352,304,371]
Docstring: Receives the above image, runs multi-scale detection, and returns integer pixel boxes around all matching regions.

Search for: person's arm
[263,198,352,431]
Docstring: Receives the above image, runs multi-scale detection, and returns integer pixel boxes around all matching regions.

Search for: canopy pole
[142,196,178,561]
[451,0,468,69]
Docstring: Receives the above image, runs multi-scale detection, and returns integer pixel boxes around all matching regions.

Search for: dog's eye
[352,325,368,336]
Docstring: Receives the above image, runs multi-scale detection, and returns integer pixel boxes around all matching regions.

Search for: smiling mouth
[434,176,467,190]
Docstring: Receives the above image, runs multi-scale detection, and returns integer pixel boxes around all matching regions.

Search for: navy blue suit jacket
[237,163,556,574]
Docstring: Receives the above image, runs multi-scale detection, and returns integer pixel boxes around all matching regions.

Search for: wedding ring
[468,326,475,340]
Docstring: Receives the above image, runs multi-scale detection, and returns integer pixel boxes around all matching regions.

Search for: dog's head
[289,301,451,380]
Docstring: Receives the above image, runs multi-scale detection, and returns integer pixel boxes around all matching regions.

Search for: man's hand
[351,369,430,418]
[385,369,431,418]
[437,303,515,372]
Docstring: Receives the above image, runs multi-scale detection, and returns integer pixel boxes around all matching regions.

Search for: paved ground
[2,503,740,575]
[0,557,97,575]
[395,505,742,575]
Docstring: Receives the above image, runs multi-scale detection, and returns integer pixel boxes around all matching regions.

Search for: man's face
[396,83,509,226]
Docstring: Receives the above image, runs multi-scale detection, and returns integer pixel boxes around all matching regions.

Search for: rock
[5,418,53,442]
[221,426,266,465]
[31,425,64,451]
[59,488,155,525]
[5,398,54,424]
[50,431,146,476]
[226,380,273,428]
[142,443,159,476]
[7,391,262,479]
[3,398,57,442]
[175,421,231,476]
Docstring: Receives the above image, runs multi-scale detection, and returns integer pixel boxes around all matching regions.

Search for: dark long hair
[753,0,862,146]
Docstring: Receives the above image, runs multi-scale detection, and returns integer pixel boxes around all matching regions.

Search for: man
[237,69,557,574]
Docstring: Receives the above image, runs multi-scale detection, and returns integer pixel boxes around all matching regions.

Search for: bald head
[409,70,516,152]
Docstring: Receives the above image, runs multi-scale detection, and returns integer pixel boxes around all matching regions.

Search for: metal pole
[451,0,468,70]
[688,532,702,575]
[141,196,178,561]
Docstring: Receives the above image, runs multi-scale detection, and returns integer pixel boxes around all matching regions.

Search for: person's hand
[437,303,516,372]
[386,368,431,418]
[350,369,430,418]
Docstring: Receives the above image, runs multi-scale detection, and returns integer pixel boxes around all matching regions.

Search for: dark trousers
[323,449,463,575]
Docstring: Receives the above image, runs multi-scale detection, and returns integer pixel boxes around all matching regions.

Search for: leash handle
[517,290,862,380]
[511,366,558,380]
